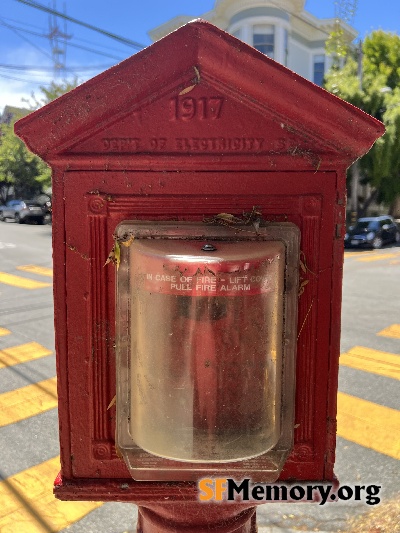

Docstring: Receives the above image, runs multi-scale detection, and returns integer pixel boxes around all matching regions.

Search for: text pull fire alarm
[115,222,299,482]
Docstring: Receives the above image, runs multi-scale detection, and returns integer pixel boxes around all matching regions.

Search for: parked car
[344,216,400,249]
[42,199,52,224]
[32,194,52,224]
[0,200,45,224]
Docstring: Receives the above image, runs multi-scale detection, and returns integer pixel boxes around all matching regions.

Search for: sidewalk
[256,496,400,533]
[258,526,328,533]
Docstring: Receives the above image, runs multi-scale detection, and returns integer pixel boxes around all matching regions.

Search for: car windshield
[354,220,380,231]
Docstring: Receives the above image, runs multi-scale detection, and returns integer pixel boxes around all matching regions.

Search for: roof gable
[15,20,384,169]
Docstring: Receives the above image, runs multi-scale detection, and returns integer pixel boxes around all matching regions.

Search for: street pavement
[0,221,399,532]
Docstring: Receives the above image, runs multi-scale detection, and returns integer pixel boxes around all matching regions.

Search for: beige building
[149,0,357,85]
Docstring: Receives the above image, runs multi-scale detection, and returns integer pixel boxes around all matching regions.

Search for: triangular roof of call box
[15,20,384,169]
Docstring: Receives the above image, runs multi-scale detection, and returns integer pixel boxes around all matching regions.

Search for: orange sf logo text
[198,478,228,501]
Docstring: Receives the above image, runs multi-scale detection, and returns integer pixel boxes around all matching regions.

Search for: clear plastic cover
[116,222,299,480]
[129,239,284,462]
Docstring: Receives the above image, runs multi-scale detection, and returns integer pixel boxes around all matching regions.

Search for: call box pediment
[15,20,384,168]
[63,81,331,162]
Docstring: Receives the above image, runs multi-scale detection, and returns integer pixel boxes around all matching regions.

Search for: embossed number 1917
[170,97,224,121]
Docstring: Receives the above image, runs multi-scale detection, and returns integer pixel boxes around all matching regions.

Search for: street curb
[258,529,330,533]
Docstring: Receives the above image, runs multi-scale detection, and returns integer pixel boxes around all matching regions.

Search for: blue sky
[0,0,399,112]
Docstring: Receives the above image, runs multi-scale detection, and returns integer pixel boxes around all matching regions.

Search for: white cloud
[0,76,55,114]
[0,45,55,113]
[0,43,112,113]
[0,79,33,113]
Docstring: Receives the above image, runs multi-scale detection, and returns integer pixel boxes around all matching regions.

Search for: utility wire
[1,14,44,30]
[0,72,53,84]
[0,17,107,77]
[57,39,124,61]
[0,63,113,72]
[0,16,53,61]
[1,14,130,55]
[0,19,125,61]
[64,32,134,55]
[15,0,146,49]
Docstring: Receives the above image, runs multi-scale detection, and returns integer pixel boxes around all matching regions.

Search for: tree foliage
[325,27,351,60]
[0,117,51,202]
[0,79,79,202]
[23,78,80,110]
[324,31,400,214]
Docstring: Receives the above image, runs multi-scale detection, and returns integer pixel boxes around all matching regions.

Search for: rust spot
[66,243,89,261]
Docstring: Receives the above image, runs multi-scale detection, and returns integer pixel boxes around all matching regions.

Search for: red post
[136,504,257,532]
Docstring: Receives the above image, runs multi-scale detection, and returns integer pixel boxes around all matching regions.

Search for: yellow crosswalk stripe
[0,342,52,369]
[0,378,57,428]
[337,392,400,460]
[340,346,400,381]
[0,272,51,289]
[344,251,375,257]
[377,324,400,340]
[356,253,399,262]
[17,265,53,278]
[0,327,11,336]
[0,457,102,532]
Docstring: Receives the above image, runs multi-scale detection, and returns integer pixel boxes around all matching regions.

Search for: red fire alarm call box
[15,21,384,502]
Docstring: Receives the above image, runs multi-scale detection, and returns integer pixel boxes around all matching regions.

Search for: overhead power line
[0,19,125,61]
[15,0,146,50]
[0,72,52,84]
[1,14,130,54]
[0,16,53,62]
[0,15,44,31]
[0,63,114,72]
[57,39,124,61]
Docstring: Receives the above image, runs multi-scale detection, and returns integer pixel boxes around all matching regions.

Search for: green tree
[23,78,80,110]
[0,79,79,201]
[0,118,51,201]
[325,30,400,216]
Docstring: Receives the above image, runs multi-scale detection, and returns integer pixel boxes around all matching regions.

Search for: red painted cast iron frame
[15,20,384,531]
